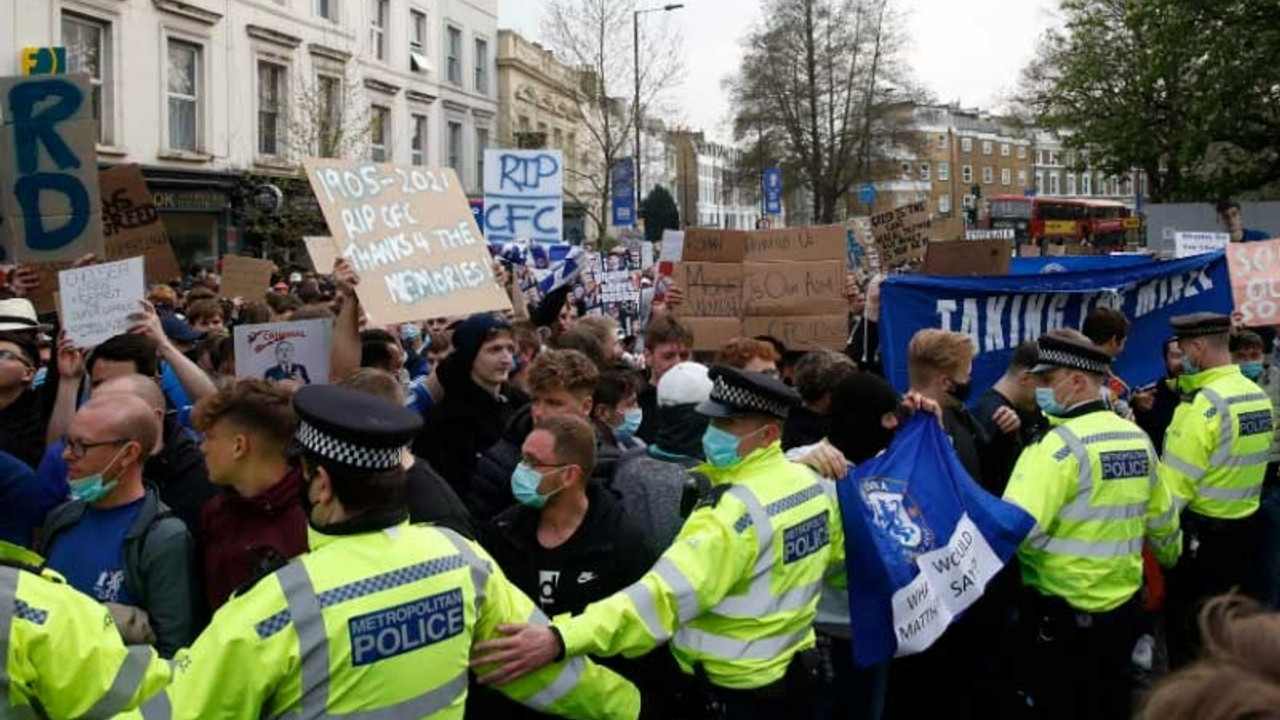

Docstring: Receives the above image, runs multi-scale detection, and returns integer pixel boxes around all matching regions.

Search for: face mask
[949,379,972,403]
[69,445,126,504]
[1035,387,1065,417]
[1241,361,1265,381]
[613,408,643,442]
[702,425,768,468]
[1181,356,1200,376]
[511,463,567,509]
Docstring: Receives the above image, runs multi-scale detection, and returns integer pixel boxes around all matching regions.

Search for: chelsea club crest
[859,476,936,560]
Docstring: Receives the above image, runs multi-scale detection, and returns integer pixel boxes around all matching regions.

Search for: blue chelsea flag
[836,415,1035,667]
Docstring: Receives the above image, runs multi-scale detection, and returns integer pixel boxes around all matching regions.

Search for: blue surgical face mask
[702,425,767,468]
[510,463,567,509]
[613,407,643,442]
[69,446,126,504]
[1241,361,1265,381]
[1035,386,1065,417]
[1181,356,1200,376]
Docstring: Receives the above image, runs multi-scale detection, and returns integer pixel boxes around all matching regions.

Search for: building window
[982,167,993,184]
[1048,151,1060,166]
[257,62,286,157]
[62,13,111,145]
[1000,143,1010,157]
[1001,168,1011,186]
[961,137,972,153]
[962,165,973,183]
[900,162,911,180]
[1081,173,1092,196]
[166,39,200,152]
[553,128,563,149]
[474,38,489,94]
[981,140,993,155]
[1018,170,1028,187]
[1049,173,1060,195]
[446,26,462,86]
[316,0,337,21]
[1017,145,1026,159]
[1067,173,1077,196]
[447,120,462,171]
[938,134,948,150]
[370,0,388,61]
[370,105,389,162]
[939,194,951,214]
[410,10,428,72]
[518,116,530,132]
[920,163,930,182]
[938,163,949,181]
[411,114,427,165]
[475,127,489,189]
[317,74,342,158]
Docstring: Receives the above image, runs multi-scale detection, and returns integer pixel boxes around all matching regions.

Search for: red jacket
[199,469,308,610]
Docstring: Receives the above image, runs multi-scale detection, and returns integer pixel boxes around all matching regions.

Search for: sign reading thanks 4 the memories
[59,256,144,348]
[304,160,511,324]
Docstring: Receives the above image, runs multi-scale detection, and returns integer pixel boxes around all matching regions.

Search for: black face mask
[299,463,318,520]
[949,380,972,403]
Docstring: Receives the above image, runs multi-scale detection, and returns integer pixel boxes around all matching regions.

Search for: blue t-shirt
[46,498,144,604]
[1243,229,1273,242]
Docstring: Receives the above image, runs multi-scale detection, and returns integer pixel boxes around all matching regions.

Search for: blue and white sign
[879,252,1232,395]
[612,157,636,227]
[859,183,877,207]
[483,149,563,243]
[838,415,1034,666]
[763,168,783,216]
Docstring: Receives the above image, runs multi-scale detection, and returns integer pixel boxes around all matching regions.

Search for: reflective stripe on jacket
[1004,408,1181,613]
[135,523,639,720]
[1162,365,1272,519]
[557,443,844,690]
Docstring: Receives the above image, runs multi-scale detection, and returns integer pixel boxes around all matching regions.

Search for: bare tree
[542,0,683,240]
[729,0,916,224]
[283,68,374,163]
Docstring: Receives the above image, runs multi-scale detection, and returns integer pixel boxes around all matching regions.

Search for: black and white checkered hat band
[1037,347,1108,375]
[711,377,790,417]
[296,420,403,470]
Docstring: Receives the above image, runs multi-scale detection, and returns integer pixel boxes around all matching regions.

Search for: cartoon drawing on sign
[483,150,564,243]
[263,341,312,384]
[235,319,332,385]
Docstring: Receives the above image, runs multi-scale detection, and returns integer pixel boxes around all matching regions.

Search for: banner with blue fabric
[878,252,1232,394]
[836,415,1035,667]
[1009,255,1152,275]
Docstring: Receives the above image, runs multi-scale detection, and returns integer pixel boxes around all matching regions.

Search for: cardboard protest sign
[99,165,182,284]
[58,256,144,348]
[743,225,846,263]
[682,229,747,263]
[305,159,511,324]
[220,255,276,300]
[682,317,746,352]
[743,261,846,316]
[1229,239,1280,326]
[1175,232,1230,259]
[923,240,1012,277]
[0,74,104,264]
[304,236,339,273]
[870,201,931,269]
[743,315,848,351]
[676,262,745,317]
[234,319,333,385]
[483,150,563,243]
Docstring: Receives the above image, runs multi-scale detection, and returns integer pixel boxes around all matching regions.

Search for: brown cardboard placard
[922,239,1012,277]
[680,316,745,352]
[0,74,104,264]
[1046,244,1066,257]
[682,229,747,263]
[869,201,931,269]
[743,225,846,263]
[219,255,276,301]
[304,159,511,324]
[1020,245,1042,258]
[303,236,339,273]
[675,262,745,317]
[742,260,847,316]
[99,165,182,285]
[742,315,848,351]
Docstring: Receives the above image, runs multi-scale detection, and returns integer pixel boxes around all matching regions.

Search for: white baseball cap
[0,298,51,332]
[657,361,713,407]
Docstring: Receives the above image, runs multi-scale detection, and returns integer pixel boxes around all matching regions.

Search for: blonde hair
[907,329,975,388]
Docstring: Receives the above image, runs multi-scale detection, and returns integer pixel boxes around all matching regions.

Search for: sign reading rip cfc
[1229,238,1280,326]
[483,149,563,244]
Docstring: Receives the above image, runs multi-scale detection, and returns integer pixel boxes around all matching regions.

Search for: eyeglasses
[0,350,32,368]
[62,436,130,460]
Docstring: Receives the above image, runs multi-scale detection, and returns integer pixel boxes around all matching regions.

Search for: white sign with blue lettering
[348,588,465,666]
[483,150,564,244]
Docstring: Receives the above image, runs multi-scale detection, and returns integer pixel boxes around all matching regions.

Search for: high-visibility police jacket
[555,443,843,691]
[134,519,640,720]
[0,542,171,719]
[1161,365,1273,520]
[1003,401,1182,613]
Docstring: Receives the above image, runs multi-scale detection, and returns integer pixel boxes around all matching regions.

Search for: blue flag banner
[879,252,1232,394]
[836,415,1035,667]
[1009,255,1152,275]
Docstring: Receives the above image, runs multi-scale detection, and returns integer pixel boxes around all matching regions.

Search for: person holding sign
[1161,313,1274,668]
[1002,330,1182,720]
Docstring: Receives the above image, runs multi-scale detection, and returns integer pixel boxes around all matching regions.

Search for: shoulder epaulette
[693,483,733,512]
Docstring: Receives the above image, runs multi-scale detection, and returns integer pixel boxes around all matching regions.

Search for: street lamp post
[634,3,684,223]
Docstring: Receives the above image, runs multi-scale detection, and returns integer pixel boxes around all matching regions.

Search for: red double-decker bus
[986,196,1133,247]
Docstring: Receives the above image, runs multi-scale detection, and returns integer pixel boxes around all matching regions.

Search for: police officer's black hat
[1170,312,1232,339]
[1030,333,1112,376]
[696,365,801,420]
[292,385,422,471]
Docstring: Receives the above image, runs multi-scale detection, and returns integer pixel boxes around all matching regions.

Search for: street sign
[1023,188,1037,198]
[1122,217,1141,231]
[763,168,783,216]
[859,183,877,206]
[612,157,636,227]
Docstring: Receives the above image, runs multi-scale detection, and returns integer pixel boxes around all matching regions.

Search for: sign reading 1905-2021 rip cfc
[304,159,511,325]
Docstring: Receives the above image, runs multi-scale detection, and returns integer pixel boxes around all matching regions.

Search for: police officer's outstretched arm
[467,539,642,720]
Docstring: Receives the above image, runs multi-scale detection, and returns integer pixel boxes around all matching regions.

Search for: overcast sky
[499,0,1061,143]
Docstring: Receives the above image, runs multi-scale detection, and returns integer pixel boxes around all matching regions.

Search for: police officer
[1161,312,1273,667]
[1002,330,1181,720]
[0,541,171,718]
[472,366,842,720]
[134,385,639,720]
